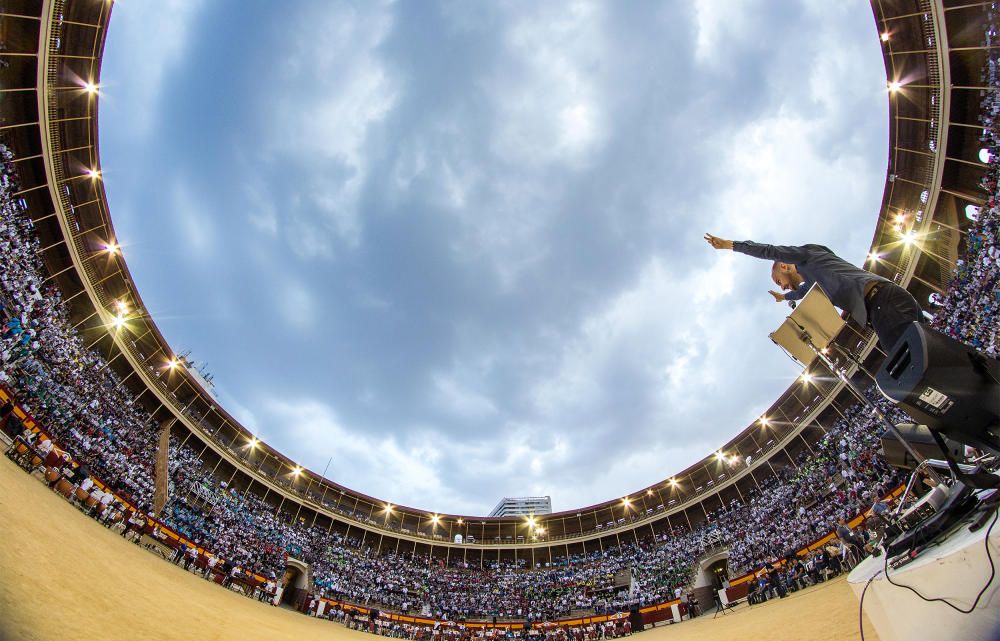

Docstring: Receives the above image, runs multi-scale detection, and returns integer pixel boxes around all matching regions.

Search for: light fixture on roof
[668,477,679,487]
[621,497,631,508]
[248,437,259,449]
[646,489,653,496]
[880,31,890,42]
[86,168,101,179]
[430,514,440,526]
[456,518,463,525]
[867,252,881,263]
[111,314,126,330]
[800,371,813,385]
[384,503,394,514]
[167,358,179,370]
[115,299,128,314]
[292,466,302,477]
[714,450,726,461]
[888,80,902,93]
[535,527,546,536]
[759,415,769,427]
[901,229,919,247]
[525,515,537,528]
[104,242,119,255]
[83,82,99,94]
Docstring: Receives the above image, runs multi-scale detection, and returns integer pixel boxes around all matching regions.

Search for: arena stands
[924,46,1000,358]
[0,32,997,629]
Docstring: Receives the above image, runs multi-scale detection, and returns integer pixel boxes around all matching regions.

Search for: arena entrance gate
[277,557,311,611]
[692,548,730,614]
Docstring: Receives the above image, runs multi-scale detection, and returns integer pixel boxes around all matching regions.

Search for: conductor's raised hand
[768,290,785,302]
[704,233,733,250]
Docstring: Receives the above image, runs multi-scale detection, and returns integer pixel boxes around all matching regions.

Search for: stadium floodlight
[292,466,302,477]
[535,527,546,536]
[115,299,128,314]
[430,514,440,526]
[110,314,126,330]
[525,515,537,529]
[384,503,394,514]
[901,229,919,247]
[668,478,679,487]
[759,415,769,427]
[800,371,813,385]
[880,31,890,42]
[621,497,631,509]
[646,489,653,496]
[714,450,726,462]
[867,252,881,263]
[167,358,179,370]
[86,168,100,179]
[456,518,463,525]
[82,81,99,94]
[888,80,902,93]
[104,242,119,255]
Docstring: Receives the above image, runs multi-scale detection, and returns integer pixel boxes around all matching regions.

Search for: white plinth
[848,513,1000,641]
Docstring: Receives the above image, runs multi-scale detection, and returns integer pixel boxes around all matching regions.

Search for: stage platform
[848,504,1000,641]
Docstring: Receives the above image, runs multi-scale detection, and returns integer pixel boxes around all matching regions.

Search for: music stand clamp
[768,286,943,487]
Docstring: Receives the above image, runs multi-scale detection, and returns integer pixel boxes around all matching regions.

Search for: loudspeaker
[876,323,1000,453]
[880,423,964,469]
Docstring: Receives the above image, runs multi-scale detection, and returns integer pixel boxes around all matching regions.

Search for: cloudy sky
[98,0,889,515]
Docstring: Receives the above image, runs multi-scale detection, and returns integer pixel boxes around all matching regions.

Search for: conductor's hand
[704,233,733,250]
[768,290,785,303]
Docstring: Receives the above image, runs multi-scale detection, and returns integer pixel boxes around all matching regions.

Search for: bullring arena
[1,1,999,641]
[0,451,876,641]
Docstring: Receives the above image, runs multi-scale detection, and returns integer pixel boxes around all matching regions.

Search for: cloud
[488,1,610,168]
[258,398,466,511]
[170,180,215,257]
[99,0,890,514]
[430,371,499,422]
[103,0,205,136]
[277,282,317,331]
[254,2,398,259]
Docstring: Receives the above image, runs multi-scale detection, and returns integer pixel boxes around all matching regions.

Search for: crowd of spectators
[712,397,907,573]
[1,109,998,629]
[0,143,160,512]
[924,35,1000,356]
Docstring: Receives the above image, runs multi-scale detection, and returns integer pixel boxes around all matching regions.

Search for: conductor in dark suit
[704,233,923,350]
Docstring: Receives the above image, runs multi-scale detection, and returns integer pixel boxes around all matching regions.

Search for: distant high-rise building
[488,496,552,518]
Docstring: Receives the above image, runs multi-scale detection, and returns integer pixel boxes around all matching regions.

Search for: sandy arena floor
[0,455,880,641]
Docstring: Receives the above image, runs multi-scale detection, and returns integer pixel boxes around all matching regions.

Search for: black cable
[858,571,880,641]
[857,504,998,640]
[884,505,998,613]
